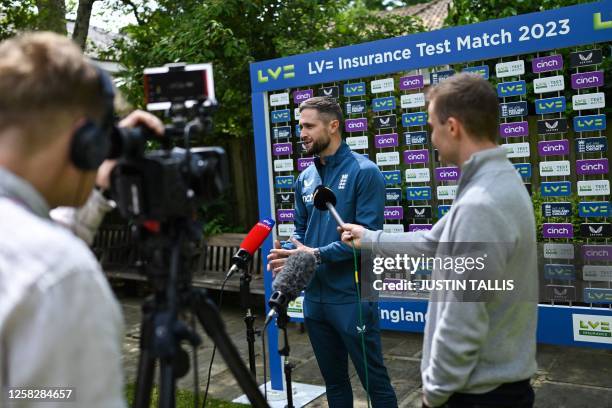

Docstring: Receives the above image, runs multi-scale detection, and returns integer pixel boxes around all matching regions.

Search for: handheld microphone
[264,251,316,327]
[225,218,275,280]
[313,186,345,227]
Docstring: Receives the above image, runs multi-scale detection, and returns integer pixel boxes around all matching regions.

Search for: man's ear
[447,117,462,141]
[328,119,340,134]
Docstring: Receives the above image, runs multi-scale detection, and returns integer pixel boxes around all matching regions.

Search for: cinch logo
[514,163,532,178]
[463,65,489,79]
[579,201,611,217]
[344,82,366,97]
[275,176,294,188]
[271,109,291,123]
[571,71,604,90]
[384,206,403,220]
[276,209,295,222]
[385,188,401,201]
[500,101,528,118]
[372,97,396,112]
[272,126,291,139]
[273,143,292,156]
[543,264,575,280]
[535,96,566,114]
[382,170,401,185]
[293,89,313,104]
[582,245,612,261]
[297,157,315,172]
[345,118,367,132]
[408,224,432,232]
[538,139,569,156]
[257,64,295,83]
[574,114,606,132]
[543,223,573,238]
[496,80,526,97]
[402,112,427,127]
[438,205,451,218]
[576,159,609,176]
[399,74,424,91]
[435,167,460,181]
[532,55,563,73]
[406,187,432,200]
[404,149,429,164]
[374,133,399,148]
[541,181,571,197]
[542,202,572,217]
[570,49,603,68]
[405,131,427,145]
[500,121,528,138]
[584,288,612,304]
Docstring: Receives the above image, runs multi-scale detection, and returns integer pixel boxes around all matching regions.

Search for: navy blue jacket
[292,142,385,304]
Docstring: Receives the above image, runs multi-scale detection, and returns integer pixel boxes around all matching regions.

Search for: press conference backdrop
[251,2,612,388]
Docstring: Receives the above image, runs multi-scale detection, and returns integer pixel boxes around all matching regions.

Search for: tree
[72,0,97,49]
[107,0,425,230]
[445,0,585,26]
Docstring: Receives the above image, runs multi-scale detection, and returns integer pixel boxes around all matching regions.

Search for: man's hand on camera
[338,223,366,249]
[118,109,164,135]
[95,110,164,194]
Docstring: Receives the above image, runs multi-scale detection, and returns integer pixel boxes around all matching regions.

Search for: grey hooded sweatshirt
[364,147,538,407]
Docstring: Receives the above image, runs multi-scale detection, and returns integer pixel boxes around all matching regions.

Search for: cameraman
[0,32,162,407]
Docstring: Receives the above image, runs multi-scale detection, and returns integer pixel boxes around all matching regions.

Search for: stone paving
[118,292,612,407]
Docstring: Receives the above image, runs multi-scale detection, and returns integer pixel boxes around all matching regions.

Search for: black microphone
[313,186,345,227]
[264,251,317,327]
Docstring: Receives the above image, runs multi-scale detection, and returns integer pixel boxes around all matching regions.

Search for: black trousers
[425,379,534,408]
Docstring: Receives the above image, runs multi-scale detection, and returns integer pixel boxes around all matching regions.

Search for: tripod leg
[159,358,176,408]
[134,301,156,408]
[191,289,270,408]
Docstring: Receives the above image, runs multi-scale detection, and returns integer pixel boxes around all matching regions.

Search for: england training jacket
[292,141,385,304]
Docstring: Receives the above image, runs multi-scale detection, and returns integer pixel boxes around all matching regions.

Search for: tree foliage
[107,0,425,141]
[445,0,589,26]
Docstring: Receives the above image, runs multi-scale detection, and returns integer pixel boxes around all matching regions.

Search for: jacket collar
[0,166,50,219]
[314,141,351,169]
[458,146,508,188]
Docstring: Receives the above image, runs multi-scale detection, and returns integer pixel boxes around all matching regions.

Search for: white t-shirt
[0,168,125,407]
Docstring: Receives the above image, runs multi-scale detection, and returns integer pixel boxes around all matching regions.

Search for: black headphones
[69,66,115,171]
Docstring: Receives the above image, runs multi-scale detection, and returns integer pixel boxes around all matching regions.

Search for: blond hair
[0,32,105,151]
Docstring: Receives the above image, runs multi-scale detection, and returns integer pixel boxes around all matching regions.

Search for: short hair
[0,32,106,150]
[426,72,499,143]
[299,96,343,125]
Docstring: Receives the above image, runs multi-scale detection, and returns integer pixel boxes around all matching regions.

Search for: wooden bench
[92,225,265,294]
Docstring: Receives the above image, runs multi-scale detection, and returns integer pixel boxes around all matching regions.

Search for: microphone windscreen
[240,218,275,254]
[313,186,337,211]
[272,251,316,298]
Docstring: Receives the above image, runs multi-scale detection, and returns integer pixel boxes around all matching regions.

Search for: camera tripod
[132,220,269,408]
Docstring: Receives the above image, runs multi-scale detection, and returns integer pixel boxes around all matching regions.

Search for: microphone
[313,186,345,227]
[225,218,275,280]
[264,251,317,327]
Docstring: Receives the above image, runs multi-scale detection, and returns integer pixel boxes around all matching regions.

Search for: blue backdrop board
[250,1,612,392]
